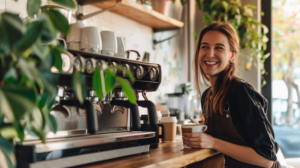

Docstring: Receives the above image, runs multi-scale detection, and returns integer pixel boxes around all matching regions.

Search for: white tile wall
[2,0,187,114]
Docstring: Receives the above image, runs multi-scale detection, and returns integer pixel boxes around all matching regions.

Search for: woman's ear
[230,52,235,62]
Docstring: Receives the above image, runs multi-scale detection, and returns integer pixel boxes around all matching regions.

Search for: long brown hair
[193,22,239,114]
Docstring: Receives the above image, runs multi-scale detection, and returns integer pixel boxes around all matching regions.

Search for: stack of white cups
[66,22,84,50]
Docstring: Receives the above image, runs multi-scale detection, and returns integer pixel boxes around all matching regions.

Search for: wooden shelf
[92,0,184,30]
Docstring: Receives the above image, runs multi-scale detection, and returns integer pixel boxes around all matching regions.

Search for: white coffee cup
[68,42,80,50]
[115,37,126,58]
[66,22,84,43]
[81,26,101,54]
[181,124,208,148]
[100,31,117,56]
[161,109,170,117]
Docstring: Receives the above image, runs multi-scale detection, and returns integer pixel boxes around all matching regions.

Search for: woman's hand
[182,132,216,149]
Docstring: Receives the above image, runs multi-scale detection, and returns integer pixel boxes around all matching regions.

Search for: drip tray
[30,145,150,168]
[22,131,155,153]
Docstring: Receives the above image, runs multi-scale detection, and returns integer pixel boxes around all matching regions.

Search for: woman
[182,22,281,168]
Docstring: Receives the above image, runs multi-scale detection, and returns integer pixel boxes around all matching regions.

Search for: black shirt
[201,77,279,161]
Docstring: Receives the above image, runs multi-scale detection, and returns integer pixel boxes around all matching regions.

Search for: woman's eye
[215,47,224,50]
[201,46,208,49]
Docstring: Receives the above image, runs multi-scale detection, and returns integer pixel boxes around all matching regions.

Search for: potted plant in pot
[151,0,173,16]
[0,0,136,167]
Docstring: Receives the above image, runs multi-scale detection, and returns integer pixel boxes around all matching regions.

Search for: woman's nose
[208,48,215,57]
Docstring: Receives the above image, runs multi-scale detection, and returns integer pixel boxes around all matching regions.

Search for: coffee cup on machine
[115,37,126,58]
[67,22,84,50]
[100,31,117,56]
[81,26,101,54]
[160,117,177,142]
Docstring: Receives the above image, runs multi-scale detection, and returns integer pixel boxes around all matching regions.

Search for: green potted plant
[0,0,136,167]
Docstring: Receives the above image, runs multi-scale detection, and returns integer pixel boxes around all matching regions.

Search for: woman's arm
[183,132,274,168]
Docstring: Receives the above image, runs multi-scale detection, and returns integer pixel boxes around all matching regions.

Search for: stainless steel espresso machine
[15,49,163,168]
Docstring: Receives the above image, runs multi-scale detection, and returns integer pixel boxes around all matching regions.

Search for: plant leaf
[72,71,87,105]
[1,12,24,45]
[13,121,25,142]
[93,68,105,99]
[246,4,256,9]
[204,14,211,23]
[0,126,18,139]
[0,85,37,122]
[47,113,57,133]
[51,47,63,71]
[47,9,70,34]
[221,1,229,12]
[116,76,136,104]
[104,69,116,94]
[114,65,135,82]
[52,0,76,9]
[27,0,42,17]
[17,20,44,53]
[0,136,15,168]
[32,41,50,61]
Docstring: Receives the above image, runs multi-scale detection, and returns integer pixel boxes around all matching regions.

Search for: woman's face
[198,30,234,79]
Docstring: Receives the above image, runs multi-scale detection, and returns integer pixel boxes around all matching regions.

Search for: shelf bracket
[77,0,119,21]
[152,28,182,50]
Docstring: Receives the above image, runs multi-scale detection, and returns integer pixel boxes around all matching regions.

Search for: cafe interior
[0,0,300,167]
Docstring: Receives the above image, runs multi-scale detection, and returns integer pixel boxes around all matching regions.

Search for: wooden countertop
[80,138,218,168]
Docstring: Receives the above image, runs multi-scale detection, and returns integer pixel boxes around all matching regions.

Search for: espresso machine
[15,49,162,168]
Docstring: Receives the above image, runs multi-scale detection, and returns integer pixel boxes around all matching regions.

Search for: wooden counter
[80,139,219,168]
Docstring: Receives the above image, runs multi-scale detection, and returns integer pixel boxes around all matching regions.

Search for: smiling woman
[183,22,281,168]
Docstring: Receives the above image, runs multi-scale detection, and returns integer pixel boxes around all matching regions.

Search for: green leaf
[1,12,24,45]
[116,77,136,104]
[13,121,25,142]
[0,136,15,168]
[221,1,229,12]
[47,9,70,34]
[3,67,18,84]
[246,4,256,9]
[0,126,18,139]
[38,14,56,43]
[51,47,63,71]
[30,126,46,143]
[47,113,57,133]
[32,40,50,60]
[180,0,184,6]
[249,19,261,25]
[0,85,37,122]
[52,0,76,9]
[16,20,44,53]
[196,0,202,9]
[93,68,105,99]
[210,1,216,10]
[231,4,238,15]
[38,94,57,133]
[104,69,116,93]
[72,71,87,105]
[114,65,135,82]
[204,14,211,23]
[27,0,42,17]
[224,13,228,21]
[19,58,56,94]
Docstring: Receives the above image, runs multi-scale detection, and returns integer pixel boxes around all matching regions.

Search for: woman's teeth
[205,62,217,65]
